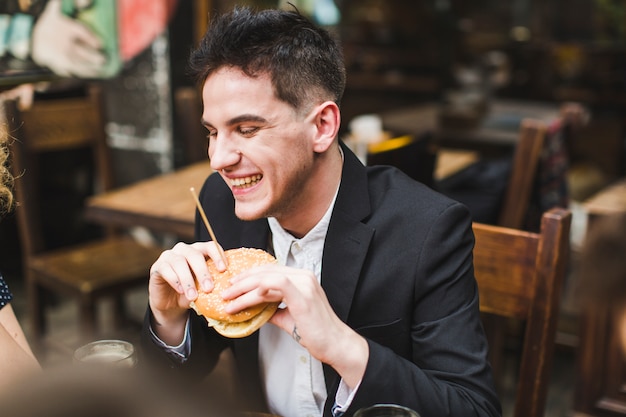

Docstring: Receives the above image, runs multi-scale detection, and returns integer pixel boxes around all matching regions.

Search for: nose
[208,136,241,171]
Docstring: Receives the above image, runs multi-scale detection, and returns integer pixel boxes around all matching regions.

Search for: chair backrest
[4,85,112,259]
[499,116,573,231]
[435,118,548,227]
[473,207,572,417]
[497,118,547,229]
[522,119,571,232]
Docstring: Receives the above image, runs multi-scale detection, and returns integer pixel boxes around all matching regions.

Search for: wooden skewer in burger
[188,188,279,338]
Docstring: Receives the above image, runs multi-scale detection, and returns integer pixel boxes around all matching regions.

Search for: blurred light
[510,26,531,42]
[314,0,340,26]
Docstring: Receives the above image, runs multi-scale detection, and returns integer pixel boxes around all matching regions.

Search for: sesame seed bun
[190,248,278,338]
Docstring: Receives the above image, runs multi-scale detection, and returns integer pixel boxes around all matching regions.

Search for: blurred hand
[31,0,106,77]
[0,84,36,110]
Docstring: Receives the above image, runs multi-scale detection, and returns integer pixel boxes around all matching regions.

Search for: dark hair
[578,213,626,310]
[189,7,346,111]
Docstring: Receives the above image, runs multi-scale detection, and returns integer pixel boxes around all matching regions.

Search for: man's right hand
[148,241,227,345]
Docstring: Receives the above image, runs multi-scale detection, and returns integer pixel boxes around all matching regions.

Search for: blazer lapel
[321,142,375,394]
[323,141,374,322]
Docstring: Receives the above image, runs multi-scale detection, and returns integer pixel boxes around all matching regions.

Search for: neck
[277,143,343,238]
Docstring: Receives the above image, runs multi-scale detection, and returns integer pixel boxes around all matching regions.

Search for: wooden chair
[473,207,572,417]
[487,118,575,386]
[497,118,547,229]
[436,118,548,227]
[4,85,164,343]
[499,116,573,234]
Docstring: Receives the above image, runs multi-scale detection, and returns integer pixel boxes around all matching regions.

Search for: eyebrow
[201,114,268,128]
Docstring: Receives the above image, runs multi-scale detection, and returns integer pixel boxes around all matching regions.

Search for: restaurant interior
[0,0,625,416]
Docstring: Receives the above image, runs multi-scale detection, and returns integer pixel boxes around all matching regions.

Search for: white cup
[349,114,383,144]
[73,339,137,368]
[354,404,420,417]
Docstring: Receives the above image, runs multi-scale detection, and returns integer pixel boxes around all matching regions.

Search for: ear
[311,101,341,153]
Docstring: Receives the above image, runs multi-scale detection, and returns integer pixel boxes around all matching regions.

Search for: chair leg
[78,297,97,342]
[112,295,127,328]
[27,277,46,340]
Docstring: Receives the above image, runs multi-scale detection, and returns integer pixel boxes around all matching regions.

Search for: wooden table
[573,178,626,417]
[85,161,212,241]
[434,148,479,181]
[582,178,626,217]
[381,99,561,150]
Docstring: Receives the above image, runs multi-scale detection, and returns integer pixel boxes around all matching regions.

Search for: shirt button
[300,355,307,364]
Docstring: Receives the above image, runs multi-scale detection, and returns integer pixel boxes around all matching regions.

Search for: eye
[206,128,217,140]
[238,126,260,137]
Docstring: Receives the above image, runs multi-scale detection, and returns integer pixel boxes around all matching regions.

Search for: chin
[234,203,268,222]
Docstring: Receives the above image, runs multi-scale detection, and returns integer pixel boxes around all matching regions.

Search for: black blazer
[141,143,501,417]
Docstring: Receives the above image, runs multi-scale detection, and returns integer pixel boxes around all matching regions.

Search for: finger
[188,242,224,292]
[223,286,283,314]
[66,21,103,50]
[71,44,107,67]
[156,249,202,301]
[222,269,285,314]
[228,263,275,284]
[268,307,293,334]
[150,262,184,294]
[221,264,279,299]
[196,241,228,272]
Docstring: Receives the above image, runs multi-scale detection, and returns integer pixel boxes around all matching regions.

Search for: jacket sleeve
[139,173,232,382]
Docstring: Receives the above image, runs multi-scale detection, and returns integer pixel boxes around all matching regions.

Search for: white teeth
[231,174,262,188]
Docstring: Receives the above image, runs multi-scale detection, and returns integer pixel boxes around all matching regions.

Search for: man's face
[202,67,317,223]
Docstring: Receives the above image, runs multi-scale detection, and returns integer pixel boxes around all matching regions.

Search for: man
[142,7,501,417]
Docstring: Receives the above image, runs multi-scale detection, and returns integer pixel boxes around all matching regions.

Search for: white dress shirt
[151,184,358,417]
[261,215,328,417]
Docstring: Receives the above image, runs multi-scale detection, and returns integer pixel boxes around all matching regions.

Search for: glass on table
[354,404,421,417]
[73,339,137,368]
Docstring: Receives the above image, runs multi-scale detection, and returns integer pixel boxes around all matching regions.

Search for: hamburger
[190,248,279,338]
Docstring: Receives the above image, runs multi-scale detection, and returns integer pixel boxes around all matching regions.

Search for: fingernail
[202,279,213,292]
[186,288,197,299]
[217,259,226,270]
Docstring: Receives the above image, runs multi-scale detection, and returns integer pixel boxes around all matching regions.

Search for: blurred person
[0,0,107,78]
[1,0,181,79]
[0,120,40,390]
[578,213,626,354]
[30,0,108,78]
[142,6,500,417]
[0,365,223,417]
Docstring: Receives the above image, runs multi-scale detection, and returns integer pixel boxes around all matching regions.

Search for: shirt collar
[268,184,339,267]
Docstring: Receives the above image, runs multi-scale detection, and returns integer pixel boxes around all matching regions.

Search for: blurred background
[0,1,625,415]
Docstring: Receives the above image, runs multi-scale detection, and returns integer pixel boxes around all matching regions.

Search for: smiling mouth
[230,174,262,189]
